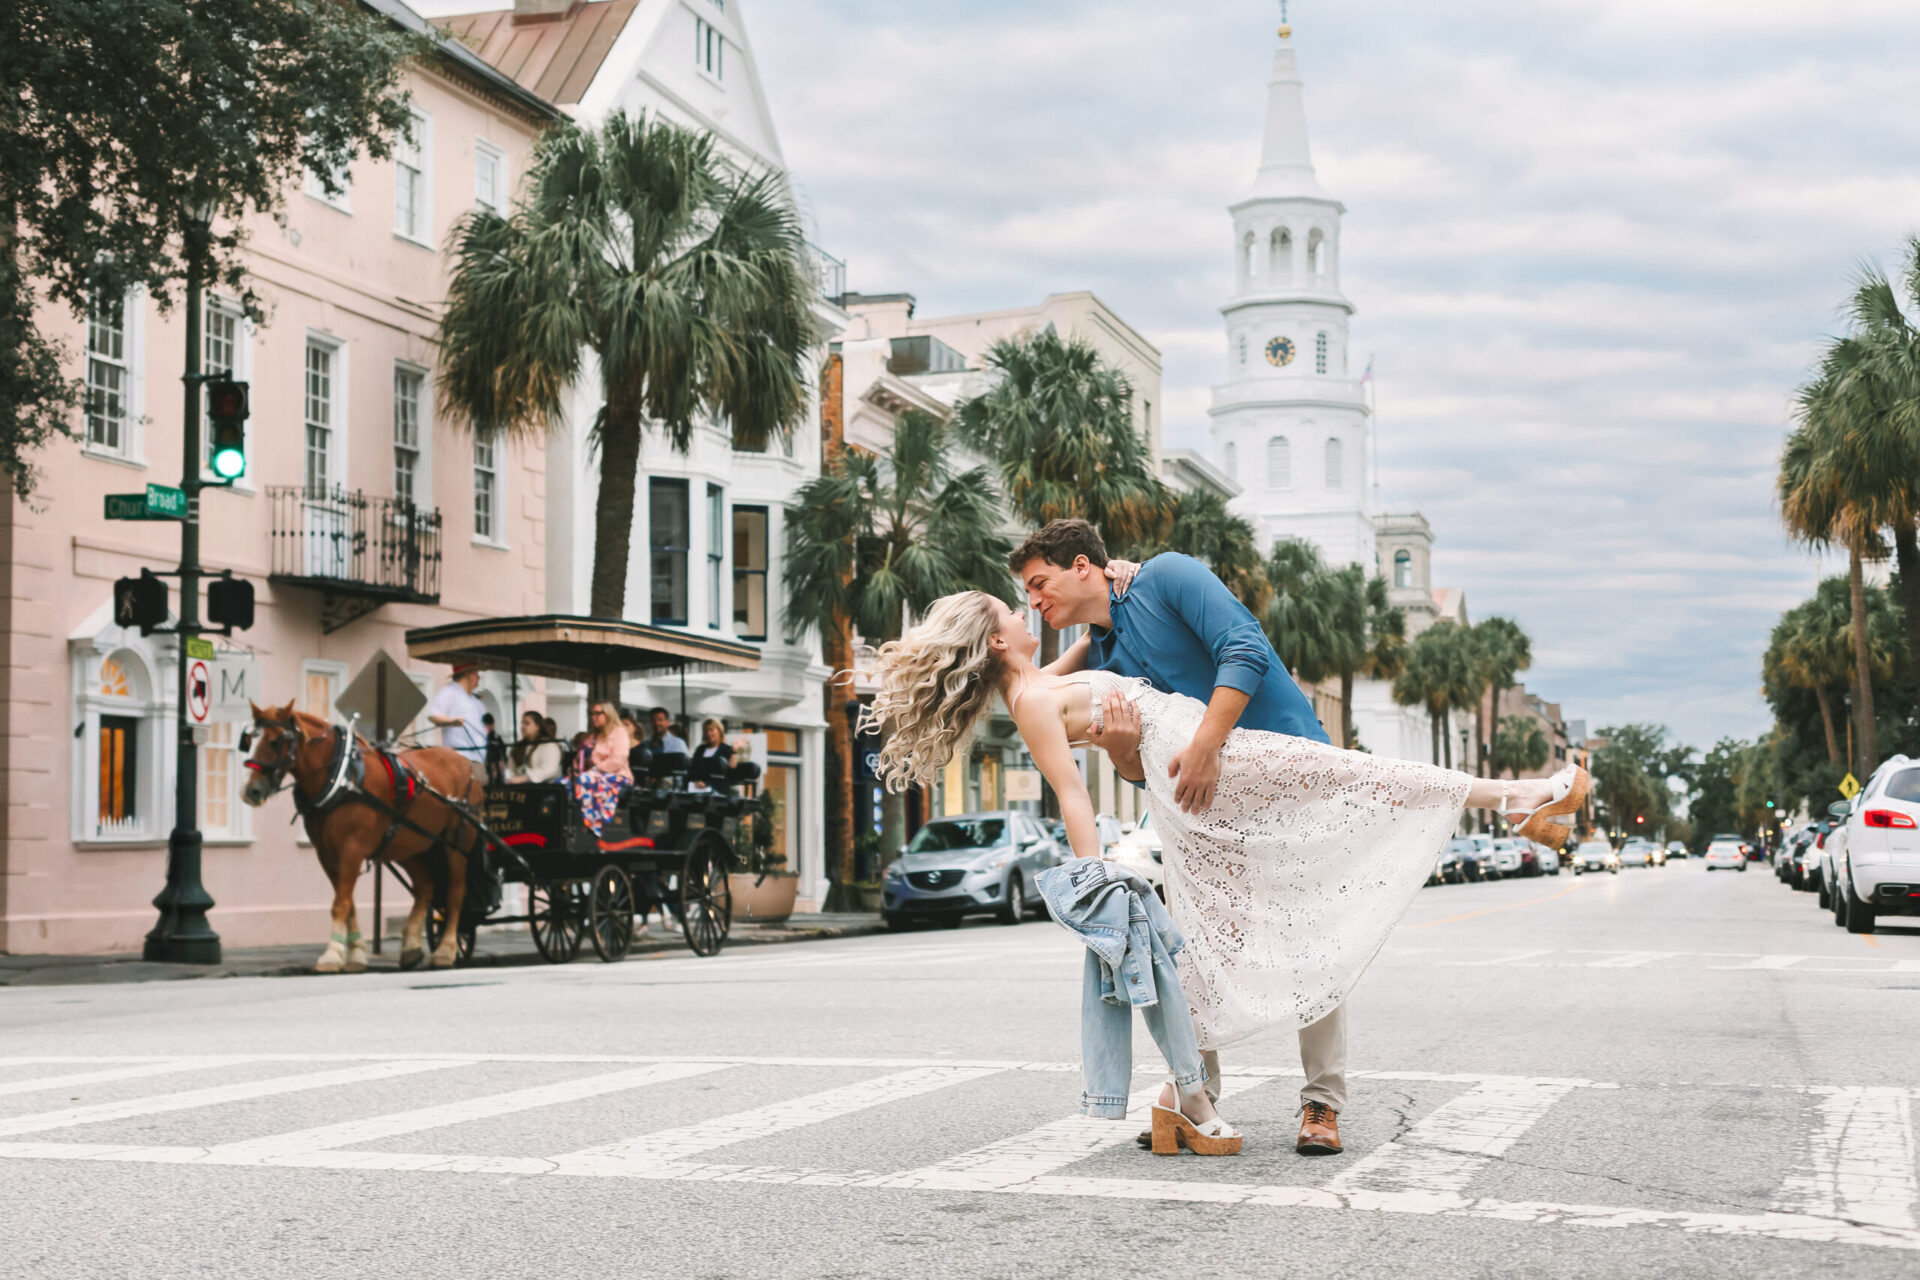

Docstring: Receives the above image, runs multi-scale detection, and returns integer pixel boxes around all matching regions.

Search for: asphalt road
[2,855,1916,1279]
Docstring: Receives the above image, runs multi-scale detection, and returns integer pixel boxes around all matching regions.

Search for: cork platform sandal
[1150,1104,1243,1156]
[1505,765,1591,846]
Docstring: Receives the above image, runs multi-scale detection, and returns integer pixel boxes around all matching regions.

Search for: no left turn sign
[187,660,211,724]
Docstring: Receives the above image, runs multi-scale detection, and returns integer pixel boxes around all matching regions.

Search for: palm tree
[1493,714,1550,779]
[1783,362,1889,778]
[784,409,1014,893]
[437,110,815,619]
[1471,617,1532,777]
[1262,539,1339,705]
[1320,565,1403,750]
[1393,622,1476,768]
[1142,488,1269,613]
[954,327,1165,555]
[1763,593,1847,769]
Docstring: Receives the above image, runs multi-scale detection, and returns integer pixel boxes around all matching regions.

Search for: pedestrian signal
[206,379,248,480]
[113,575,167,635]
[207,575,254,631]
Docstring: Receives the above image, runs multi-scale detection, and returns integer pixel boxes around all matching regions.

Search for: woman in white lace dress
[862,592,1585,1062]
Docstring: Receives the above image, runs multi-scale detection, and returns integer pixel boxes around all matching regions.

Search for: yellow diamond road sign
[1839,773,1861,799]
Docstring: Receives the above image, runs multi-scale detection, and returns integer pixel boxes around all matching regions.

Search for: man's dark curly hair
[1007,518,1109,574]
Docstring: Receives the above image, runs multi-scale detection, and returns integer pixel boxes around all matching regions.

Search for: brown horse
[241,700,485,972]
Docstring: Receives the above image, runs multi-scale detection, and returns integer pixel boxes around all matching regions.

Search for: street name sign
[104,484,187,521]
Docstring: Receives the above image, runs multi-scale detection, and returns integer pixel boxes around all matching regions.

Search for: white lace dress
[1079,670,1469,1050]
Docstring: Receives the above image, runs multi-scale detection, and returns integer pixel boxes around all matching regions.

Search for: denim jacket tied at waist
[1037,857,1185,1009]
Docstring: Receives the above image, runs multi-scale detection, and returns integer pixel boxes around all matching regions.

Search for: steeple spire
[1250,13,1330,200]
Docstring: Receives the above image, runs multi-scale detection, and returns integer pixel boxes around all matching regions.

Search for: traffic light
[206,379,248,481]
[1766,799,1776,810]
[1635,815,1644,825]
[207,574,254,632]
[113,574,168,635]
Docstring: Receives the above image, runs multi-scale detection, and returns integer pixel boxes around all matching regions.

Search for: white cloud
[750,0,1918,748]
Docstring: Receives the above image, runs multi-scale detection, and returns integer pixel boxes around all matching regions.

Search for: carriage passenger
[569,701,633,833]
[687,718,734,790]
[505,710,563,784]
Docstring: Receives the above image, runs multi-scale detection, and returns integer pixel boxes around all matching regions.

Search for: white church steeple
[1209,18,1375,571]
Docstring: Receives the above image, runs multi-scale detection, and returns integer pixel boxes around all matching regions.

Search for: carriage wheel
[587,865,636,963]
[680,838,733,958]
[528,880,583,964]
[424,907,477,966]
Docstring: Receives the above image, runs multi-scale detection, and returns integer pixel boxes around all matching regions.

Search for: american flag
[1361,355,1374,383]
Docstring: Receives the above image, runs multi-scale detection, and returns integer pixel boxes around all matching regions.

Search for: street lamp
[142,193,222,964]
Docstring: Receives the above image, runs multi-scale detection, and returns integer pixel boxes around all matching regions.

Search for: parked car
[1703,835,1748,871]
[1467,833,1497,878]
[1530,840,1561,875]
[1618,839,1659,868]
[1666,840,1688,859]
[882,811,1063,930]
[1825,757,1920,935]
[1434,840,1465,885]
[1104,809,1164,899]
[1574,840,1619,874]
[1488,837,1526,878]
[1445,836,1488,882]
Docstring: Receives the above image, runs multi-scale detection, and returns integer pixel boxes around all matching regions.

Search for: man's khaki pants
[1201,1000,1347,1113]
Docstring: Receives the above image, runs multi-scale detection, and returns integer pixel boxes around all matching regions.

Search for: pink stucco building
[0,9,561,954]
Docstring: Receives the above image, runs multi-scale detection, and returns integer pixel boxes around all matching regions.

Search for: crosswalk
[1,1054,1915,1252]
[1379,946,1920,974]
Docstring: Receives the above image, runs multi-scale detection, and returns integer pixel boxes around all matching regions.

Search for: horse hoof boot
[399,947,425,970]
[428,951,457,969]
[344,940,369,974]
[315,933,348,974]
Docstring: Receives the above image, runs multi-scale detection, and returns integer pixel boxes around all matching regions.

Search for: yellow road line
[1408,880,1586,930]
[1861,934,1882,949]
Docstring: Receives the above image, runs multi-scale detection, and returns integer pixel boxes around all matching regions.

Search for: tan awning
[405,614,760,683]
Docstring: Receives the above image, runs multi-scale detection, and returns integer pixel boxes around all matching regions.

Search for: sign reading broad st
[104,483,188,521]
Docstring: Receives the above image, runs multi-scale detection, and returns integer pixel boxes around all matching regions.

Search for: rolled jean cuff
[1080,1092,1130,1119]
[1173,1065,1207,1096]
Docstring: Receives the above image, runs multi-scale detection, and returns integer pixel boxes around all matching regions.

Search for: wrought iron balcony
[267,486,442,633]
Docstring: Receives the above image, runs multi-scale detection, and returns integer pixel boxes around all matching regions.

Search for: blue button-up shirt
[1087,552,1331,744]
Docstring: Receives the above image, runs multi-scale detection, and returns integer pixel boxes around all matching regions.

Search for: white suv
[1105,809,1164,899]
[1826,756,1920,935]
[1703,835,1748,871]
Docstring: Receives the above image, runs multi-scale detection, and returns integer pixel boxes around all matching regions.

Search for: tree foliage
[1493,714,1549,778]
[1140,489,1268,613]
[2,0,423,495]
[437,109,816,617]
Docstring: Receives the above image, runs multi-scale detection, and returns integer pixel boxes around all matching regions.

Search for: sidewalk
[0,912,885,987]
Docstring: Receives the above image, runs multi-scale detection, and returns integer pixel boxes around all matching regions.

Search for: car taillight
[1863,809,1919,829]
[1739,844,1750,854]
[1816,833,1826,848]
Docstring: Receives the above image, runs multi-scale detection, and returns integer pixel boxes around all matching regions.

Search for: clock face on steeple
[1265,336,1296,367]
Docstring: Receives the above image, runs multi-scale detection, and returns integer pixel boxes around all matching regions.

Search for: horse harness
[247,717,487,869]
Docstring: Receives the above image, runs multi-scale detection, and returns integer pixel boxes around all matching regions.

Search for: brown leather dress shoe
[1296,1101,1342,1155]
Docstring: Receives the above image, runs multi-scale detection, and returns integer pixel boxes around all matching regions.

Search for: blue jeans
[1079,941,1207,1119]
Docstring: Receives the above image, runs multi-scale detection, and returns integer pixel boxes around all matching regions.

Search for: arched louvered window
[1223,441,1238,479]
[1268,436,1292,489]
[1270,228,1292,283]
[1325,437,1343,488]
[1394,549,1413,589]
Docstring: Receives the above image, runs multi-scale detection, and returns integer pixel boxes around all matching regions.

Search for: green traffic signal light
[1766,799,1775,809]
[207,379,248,480]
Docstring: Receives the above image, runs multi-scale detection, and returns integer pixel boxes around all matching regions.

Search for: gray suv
[882,810,1063,930]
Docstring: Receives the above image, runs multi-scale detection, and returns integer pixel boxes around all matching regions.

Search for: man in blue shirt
[1009,518,1348,1156]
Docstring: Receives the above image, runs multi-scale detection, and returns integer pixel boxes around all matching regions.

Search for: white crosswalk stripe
[2,1056,1918,1252]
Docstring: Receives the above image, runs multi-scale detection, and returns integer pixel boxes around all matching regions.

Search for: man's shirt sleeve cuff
[1214,663,1264,696]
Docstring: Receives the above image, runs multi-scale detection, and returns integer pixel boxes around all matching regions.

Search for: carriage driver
[426,662,489,775]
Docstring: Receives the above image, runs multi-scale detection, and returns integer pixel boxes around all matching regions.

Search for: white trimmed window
[707,483,725,629]
[473,430,500,543]
[305,155,353,212]
[200,296,250,479]
[696,17,724,80]
[1222,441,1237,481]
[1315,331,1328,375]
[1325,437,1343,489]
[474,140,505,213]
[394,109,432,245]
[72,644,165,844]
[1267,435,1292,489]
[393,364,426,509]
[304,340,336,494]
[200,721,251,842]
[85,291,138,458]
[1237,333,1247,367]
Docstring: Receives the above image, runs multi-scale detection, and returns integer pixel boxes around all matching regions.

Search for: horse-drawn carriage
[402,614,764,966]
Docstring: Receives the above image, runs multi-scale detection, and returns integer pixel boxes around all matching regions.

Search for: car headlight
[884,863,905,880]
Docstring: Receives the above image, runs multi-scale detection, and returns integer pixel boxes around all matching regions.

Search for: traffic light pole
[143,214,220,964]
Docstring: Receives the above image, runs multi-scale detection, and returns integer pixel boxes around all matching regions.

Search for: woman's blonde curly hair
[857,592,1008,793]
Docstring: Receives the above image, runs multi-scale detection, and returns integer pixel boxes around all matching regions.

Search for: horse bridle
[242,715,325,800]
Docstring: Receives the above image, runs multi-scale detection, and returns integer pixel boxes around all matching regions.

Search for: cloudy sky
[748,0,1920,751]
